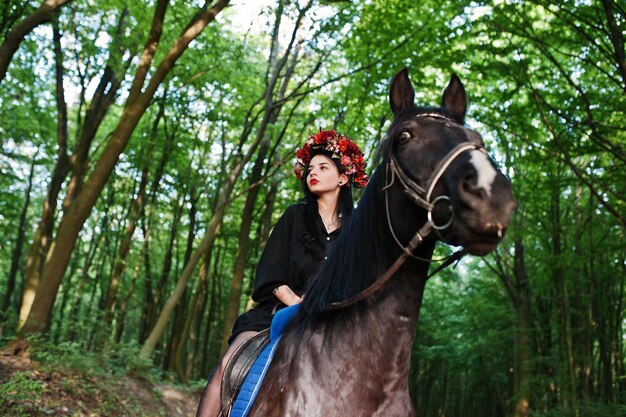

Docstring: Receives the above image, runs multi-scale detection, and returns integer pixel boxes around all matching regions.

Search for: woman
[196,130,368,417]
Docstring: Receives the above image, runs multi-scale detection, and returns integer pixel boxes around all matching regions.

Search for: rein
[326,113,481,310]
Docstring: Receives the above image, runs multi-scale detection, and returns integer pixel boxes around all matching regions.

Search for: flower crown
[294,129,369,188]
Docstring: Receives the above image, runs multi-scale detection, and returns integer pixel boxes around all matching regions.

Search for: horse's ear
[389,68,415,114]
[441,74,467,123]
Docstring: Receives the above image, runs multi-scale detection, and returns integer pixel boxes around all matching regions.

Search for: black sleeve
[251,205,297,302]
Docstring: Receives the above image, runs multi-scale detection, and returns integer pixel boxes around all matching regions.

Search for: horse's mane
[291,106,450,333]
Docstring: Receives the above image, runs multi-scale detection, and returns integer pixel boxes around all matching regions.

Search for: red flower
[354,172,369,188]
[296,147,309,161]
[293,129,368,188]
[313,130,335,144]
[337,138,349,152]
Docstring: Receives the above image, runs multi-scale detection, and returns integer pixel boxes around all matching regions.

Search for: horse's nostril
[461,174,487,201]
[485,222,508,238]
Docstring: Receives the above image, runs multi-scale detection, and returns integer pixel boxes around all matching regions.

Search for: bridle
[384,113,487,259]
[327,113,485,310]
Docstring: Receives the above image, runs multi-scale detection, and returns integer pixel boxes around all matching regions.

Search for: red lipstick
[310,178,319,185]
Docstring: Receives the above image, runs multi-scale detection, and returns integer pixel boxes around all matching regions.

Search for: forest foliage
[0,1,624,416]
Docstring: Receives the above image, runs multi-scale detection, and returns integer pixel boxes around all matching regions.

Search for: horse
[247,68,516,417]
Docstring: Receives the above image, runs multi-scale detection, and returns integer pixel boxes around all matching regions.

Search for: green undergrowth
[0,338,198,417]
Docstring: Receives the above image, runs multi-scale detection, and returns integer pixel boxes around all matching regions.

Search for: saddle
[220,328,270,417]
[219,305,300,417]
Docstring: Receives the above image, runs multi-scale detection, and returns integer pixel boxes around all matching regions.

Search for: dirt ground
[0,350,200,417]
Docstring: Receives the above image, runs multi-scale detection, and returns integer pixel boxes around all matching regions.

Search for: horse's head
[385,68,516,256]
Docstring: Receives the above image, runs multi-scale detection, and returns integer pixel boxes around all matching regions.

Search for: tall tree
[19,0,231,337]
[219,0,315,354]
[19,7,132,330]
[2,152,37,315]
[0,0,74,83]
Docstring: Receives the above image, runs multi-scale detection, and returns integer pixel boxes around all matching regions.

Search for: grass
[0,338,198,417]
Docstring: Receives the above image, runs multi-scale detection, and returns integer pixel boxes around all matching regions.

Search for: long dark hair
[299,150,355,260]
[292,151,395,331]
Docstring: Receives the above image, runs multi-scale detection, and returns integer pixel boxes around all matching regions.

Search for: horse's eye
[398,131,412,144]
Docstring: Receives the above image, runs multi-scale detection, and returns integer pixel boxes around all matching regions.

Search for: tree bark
[19,9,129,330]
[101,99,162,337]
[138,100,175,343]
[139,143,258,357]
[200,241,224,375]
[0,0,74,84]
[573,185,592,402]
[141,197,182,344]
[550,181,578,410]
[18,19,69,330]
[218,0,308,353]
[114,245,144,344]
[19,0,231,338]
[3,153,37,314]
[513,240,531,417]
[101,163,149,330]
[219,145,269,354]
[167,184,199,373]
[62,8,131,210]
[600,0,626,91]
[65,219,100,341]
[175,235,212,382]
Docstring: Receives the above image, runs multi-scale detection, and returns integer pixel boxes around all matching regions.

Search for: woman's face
[306,154,348,196]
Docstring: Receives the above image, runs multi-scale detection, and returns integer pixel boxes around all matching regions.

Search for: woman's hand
[272,285,302,306]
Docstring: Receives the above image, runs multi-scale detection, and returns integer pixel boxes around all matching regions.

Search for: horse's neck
[328,263,430,373]
[257,254,433,417]
[360,247,434,356]
[368,264,429,335]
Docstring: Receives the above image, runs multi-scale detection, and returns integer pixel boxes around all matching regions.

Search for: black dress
[229,203,340,343]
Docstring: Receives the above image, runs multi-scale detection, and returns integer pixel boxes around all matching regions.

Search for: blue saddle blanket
[229,304,299,417]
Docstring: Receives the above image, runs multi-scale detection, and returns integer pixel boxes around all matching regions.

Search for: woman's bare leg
[196,331,258,417]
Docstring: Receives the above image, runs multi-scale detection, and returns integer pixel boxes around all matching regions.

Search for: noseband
[327,113,483,310]
[385,113,486,256]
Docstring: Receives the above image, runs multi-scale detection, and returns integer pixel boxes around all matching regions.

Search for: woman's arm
[272,284,302,306]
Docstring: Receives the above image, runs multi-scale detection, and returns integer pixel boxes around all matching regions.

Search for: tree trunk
[0,0,74,84]
[573,185,592,402]
[139,155,250,358]
[600,0,626,91]
[101,164,149,331]
[140,208,154,344]
[614,255,626,400]
[19,10,129,330]
[164,174,200,371]
[550,183,578,410]
[114,246,144,344]
[18,18,70,331]
[3,153,37,314]
[175,238,212,382]
[65,221,101,341]
[219,137,273,354]
[101,99,162,335]
[513,239,531,417]
[18,0,231,338]
[138,102,174,343]
[62,8,130,210]
[200,241,225,377]
[167,184,199,374]
[218,0,308,353]
[141,197,182,344]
